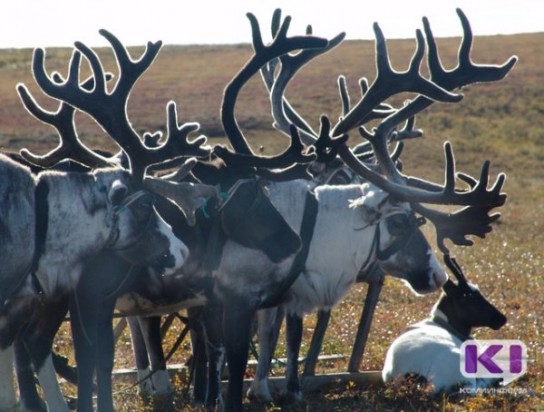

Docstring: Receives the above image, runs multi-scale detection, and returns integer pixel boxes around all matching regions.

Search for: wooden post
[348,276,384,372]
[113,317,127,344]
[160,313,177,339]
[303,309,331,376]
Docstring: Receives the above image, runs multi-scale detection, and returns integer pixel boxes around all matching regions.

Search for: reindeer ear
[442,278,456,295]
[443,254,469,285]
[143,177,219,226]
[108,179,128,206]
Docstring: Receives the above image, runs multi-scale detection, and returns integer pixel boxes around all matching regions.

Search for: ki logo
[460,340,527,385]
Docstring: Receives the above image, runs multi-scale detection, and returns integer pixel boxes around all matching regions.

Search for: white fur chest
[270,183,377,315]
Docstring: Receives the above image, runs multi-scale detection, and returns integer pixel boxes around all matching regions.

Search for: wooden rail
[112,362,383,393]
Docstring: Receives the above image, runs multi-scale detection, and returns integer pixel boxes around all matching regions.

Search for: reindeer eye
[135,197,154,213]
[386,214,410,236]
[329,170,351,185]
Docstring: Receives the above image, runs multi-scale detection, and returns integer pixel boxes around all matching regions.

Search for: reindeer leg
[70,291,98,412]
[186,307,207,405]
[71,324,95,412]
[139,316,172,398]
[95,302,116,412]
[248,306,284,402]
[14,338,47,412]
[223,301,254,412]
[283,312,304,404]
[0,346,18,411]
[17,296,70,412]
[127,316,154,400]
[38,354,71,412]
[201,302,224,410]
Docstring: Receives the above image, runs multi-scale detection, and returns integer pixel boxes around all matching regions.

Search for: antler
[331,24,462,138]
[259,9,345,145]
[309,9,514,250]
[259,10,405,171]
[331,9,517,187]
[443,254,469,286]
[216,9,333,176]
[30,30,210,182]
[17,73,117,169]
[332,14,514,193]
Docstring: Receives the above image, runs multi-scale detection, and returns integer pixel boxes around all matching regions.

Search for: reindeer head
[16,32,218,275]
[434,255,506,337]
[87,169,187,275]
[349,183,445,293]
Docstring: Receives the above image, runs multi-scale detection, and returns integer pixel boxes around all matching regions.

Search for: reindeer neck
[431,308,472,342]
[37,172,109,253]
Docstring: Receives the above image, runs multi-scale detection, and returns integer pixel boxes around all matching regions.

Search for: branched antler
[415,203,502,253]
[331,24,463,137]
[220,10,328,159]
[259,9,345,145]
[296,9,514,250]
[17,74,117,168]
[29,30,210,182]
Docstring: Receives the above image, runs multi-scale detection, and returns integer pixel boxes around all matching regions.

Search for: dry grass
[0,30,543,411]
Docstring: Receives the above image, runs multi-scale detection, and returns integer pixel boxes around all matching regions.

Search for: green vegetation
[0,31,542,410]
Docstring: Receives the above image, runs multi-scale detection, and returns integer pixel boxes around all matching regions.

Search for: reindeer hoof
[281,390,304,405]
[247,379,274,403]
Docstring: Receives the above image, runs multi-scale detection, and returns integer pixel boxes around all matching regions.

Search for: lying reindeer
[382,255,507,394]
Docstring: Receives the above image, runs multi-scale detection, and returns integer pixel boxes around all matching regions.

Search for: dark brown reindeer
[207,9,514,410]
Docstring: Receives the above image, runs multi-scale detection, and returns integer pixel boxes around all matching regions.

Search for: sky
[0,0,542,49]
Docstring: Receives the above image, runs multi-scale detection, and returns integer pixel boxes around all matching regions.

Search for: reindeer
[0,154,188,306]
[204,9,514,411]
[0,33,224,412]
[243,8,516,404]
[382,255,507,393]
[0,60,204,409]
[13,9,512,412]
[122,9,514,411]
[7,29,306,412]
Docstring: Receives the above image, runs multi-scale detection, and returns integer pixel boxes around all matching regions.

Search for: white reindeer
[239,8,515,406]
[382,255,507,394]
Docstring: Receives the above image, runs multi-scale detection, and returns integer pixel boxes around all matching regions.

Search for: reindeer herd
[0,8,517,412]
